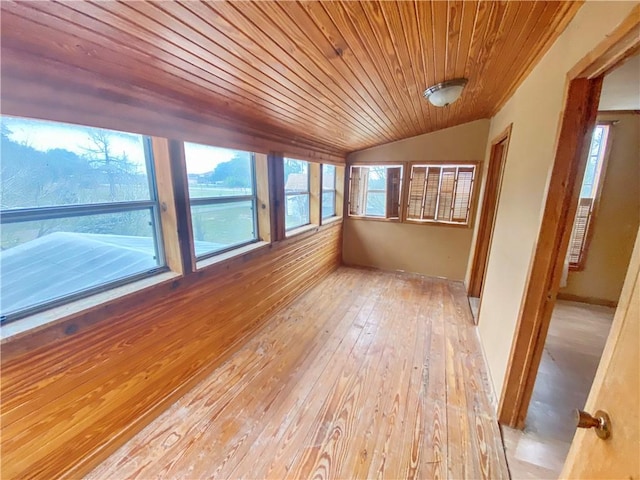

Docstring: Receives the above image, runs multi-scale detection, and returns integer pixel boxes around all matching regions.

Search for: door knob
[574,409,611,439]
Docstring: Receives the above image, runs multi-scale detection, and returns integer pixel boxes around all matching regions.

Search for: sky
[1,116,237,174]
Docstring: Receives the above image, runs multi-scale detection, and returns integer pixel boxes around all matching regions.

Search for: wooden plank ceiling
[1,1,582,156]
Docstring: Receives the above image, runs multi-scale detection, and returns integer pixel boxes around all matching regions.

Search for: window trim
[321,164,337,221]
[0,135,167,324]
[185,149,260,262]
[347,163,404,220]
[568,123,613,271]
[403,161,478,227]
[284,158,311,232]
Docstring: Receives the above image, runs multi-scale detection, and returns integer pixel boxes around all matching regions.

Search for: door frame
[498,5,640,429]
[468,124,512,300]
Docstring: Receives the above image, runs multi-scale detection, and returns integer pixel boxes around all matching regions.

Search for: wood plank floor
[502,300,614,479]
[87,267,509,479]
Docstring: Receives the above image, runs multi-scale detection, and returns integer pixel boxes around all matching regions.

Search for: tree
[83,129,137,201]
[207,154,252,190]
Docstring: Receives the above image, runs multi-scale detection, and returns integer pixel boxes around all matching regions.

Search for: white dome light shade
[423,78,468,107]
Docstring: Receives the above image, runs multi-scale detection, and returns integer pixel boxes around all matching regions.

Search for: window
[322,164,337,219]
[284,158,310,230]
[348,165,402,219]
[0,115,165,322]
[184,142,258,259]
[567,124,610,269]
[406,164,476,225]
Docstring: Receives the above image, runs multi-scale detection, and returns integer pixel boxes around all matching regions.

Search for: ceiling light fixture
[423,78,468,107]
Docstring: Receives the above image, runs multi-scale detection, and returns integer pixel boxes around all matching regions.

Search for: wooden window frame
[403,162,478,227]
[0,118,169,324]
[347,163,404,221]
[183,143,261,262]
[320,164,338,221]
[567,122,614,271]
[283,157,312,233]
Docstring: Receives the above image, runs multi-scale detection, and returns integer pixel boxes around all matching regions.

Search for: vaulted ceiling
[1,1,582,156]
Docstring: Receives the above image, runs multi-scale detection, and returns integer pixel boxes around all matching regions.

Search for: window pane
[322,164,336,190]
[580,125,608,199]
[348,165,402,218]
[184,143,253,199]
[322,191,336,219]
[1,116,152,208]
[365,192,386,216]
[284,159,309,194]
[285,194,310,230]
[1,210,159,316]
[437,168,456,221]
[191,201,256,257]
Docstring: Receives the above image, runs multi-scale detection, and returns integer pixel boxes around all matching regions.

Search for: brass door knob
[574,409,611,439]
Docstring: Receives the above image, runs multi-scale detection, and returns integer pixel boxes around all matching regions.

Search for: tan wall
[343,119,490,281]
[560,113,640,304]
[474,2,638,399]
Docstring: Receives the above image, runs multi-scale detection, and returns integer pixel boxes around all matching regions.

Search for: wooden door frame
[498,5,640,429]
[468,124,512,300]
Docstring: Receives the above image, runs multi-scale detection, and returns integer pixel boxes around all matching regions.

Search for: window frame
[567,123,613,271]
[185,146,260,261]
[284,158,311,231]
[0,134,167,323]
[347,163,404,221]
[403,162,478,227]
[321,164,337,221]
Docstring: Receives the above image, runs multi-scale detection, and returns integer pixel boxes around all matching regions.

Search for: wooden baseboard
[556,292,618,308]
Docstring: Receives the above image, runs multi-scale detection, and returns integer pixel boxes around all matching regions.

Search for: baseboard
[556,292,618,308]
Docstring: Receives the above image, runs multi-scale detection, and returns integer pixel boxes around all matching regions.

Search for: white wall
[474,1,638,400]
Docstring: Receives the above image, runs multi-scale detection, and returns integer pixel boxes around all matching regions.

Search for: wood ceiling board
[135,1,377,145]
[328,1,419,138]
[378,1,429,134]
[2,3,350,151]
[207,2,395,144]
[0,0,583,155]
[1,49,345,162]
[296,1,410,138]
[240,1,396,145]
[91,1,360,147]
[359,1,425,133]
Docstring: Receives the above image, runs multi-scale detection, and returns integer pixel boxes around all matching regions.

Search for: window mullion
[434,169,444,222]
[419,167,429,220]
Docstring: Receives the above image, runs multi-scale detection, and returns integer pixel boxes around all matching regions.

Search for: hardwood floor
[502,300,614,479]
[87,267,508,479]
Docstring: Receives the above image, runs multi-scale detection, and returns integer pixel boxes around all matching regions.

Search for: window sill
[346,216,401,223]
[321,215,343,226]
[403,219,472,229]
[0,271,181,342]
[195,240,270,271]
[286,223,319,238]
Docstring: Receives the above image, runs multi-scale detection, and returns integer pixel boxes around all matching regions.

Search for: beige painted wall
[560,113,640,304]
[474,2,638,399]
[343,119,490,280]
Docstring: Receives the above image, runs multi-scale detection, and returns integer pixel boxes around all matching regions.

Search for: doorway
[500,51,639,478]
[468,125,511,321]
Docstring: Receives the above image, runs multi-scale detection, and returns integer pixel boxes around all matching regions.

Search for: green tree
[207,153,252,190]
